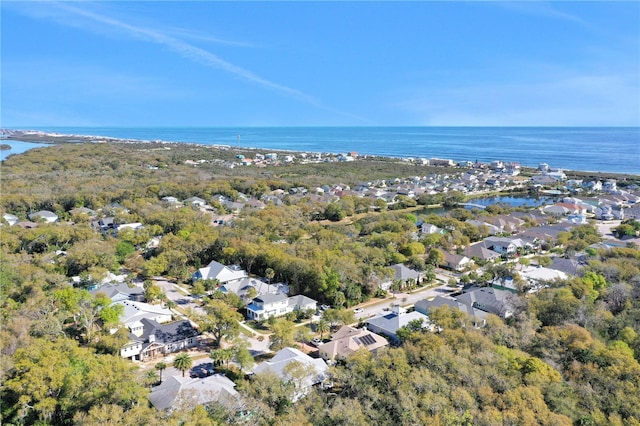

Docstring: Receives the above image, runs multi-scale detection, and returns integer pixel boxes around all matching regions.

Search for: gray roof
[252,347,328,401]
[366,310,429,337]
[255,292,288,304]
[415,296,472,317]
[90,282,144,299]
[140,318,198,345]
[149,374,239,411]
[391,264,420,281]
[288,294,317,309]
[456,286,514,318]
[463,243,500,261]
[549,257,584,276]
[28,210,58,220]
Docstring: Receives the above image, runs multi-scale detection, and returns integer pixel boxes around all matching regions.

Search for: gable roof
[28,210,58,221]
[252,347,328,398]
[254,292,288,305]
[140,318,198,344]
[366,310,430,337]
[549,257,584,276]
[463,243,500,261]
[390,263,420,281]
[91,282,144,300]
[196,260,248,283]
[456,286,514,318]
[149,374,239,411]
[115,300,173,325]
[318,326,388,360]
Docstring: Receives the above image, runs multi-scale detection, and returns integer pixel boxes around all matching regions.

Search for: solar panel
[358,334,377,346]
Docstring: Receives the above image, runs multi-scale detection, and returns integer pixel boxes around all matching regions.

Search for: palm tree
[143,369,159,388]
[265,268,275,284]
[173,353,193,377]
[210,348,233,368]
[155,361,167,383]
[316,319,329,339]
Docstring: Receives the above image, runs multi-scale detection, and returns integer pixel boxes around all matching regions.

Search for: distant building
[28,210,58,223]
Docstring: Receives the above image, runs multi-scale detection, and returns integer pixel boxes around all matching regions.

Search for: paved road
[353,280,459,321]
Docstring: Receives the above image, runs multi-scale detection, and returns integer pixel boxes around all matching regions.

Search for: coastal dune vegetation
[0,141,639,425]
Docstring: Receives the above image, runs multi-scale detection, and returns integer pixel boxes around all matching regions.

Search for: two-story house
[246,293,317,321]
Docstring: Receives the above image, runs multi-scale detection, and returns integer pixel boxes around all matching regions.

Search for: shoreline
[2,128,638,179]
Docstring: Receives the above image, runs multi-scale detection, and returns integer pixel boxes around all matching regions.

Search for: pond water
[466,195,555,208]
[0,140,52,161]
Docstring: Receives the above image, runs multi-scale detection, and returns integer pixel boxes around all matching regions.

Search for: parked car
[354,308,364,314]
[320,304,330,311]
[310,338,322,346]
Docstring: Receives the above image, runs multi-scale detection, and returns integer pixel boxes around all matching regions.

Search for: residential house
[246,293,317,321]
[149,374,240,412]
[542,202,587,217]
[463,243,501,263]
[549,257,584,277]
[467,219,501,236]
[366,305,431,344]
[91,282,145,302]
[416,286,515,322]
[183,196,207,207]
[252,347,328,401]
[114,300,173,331]
[317,326,388,361]
[70,207,97,217]
[28,210,58,223]
[482,237,525,256]
[121,318,198,361]
[161,196,181,204]
[420,223,443,235]
[381,263,422,291]
[96,217,116,232]
[531,175,558,186]
[2,213,19,226]
[517,265,568,292]
[441,252,473,271]
[218,277,286,301]
[193,260,248,284]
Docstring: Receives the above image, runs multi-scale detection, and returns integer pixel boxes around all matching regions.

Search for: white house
[113,300,173,333]
[193,260,248,284]
[252,347,328,401]
[246,293,317,321]
[2,213,19,226]
[365,305,431,344]
[28,210,58,223]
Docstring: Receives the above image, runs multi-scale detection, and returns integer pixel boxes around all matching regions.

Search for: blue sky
[1,1,639,127]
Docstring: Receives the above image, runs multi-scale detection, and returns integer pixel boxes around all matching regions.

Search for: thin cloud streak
[53,3,370,123]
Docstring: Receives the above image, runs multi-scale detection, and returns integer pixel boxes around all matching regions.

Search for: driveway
[154,277,206,316]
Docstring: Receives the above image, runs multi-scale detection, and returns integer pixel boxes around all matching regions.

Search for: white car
[353,308,364,314]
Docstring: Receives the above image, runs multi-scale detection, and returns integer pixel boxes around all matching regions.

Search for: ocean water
[10,127,640,174]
